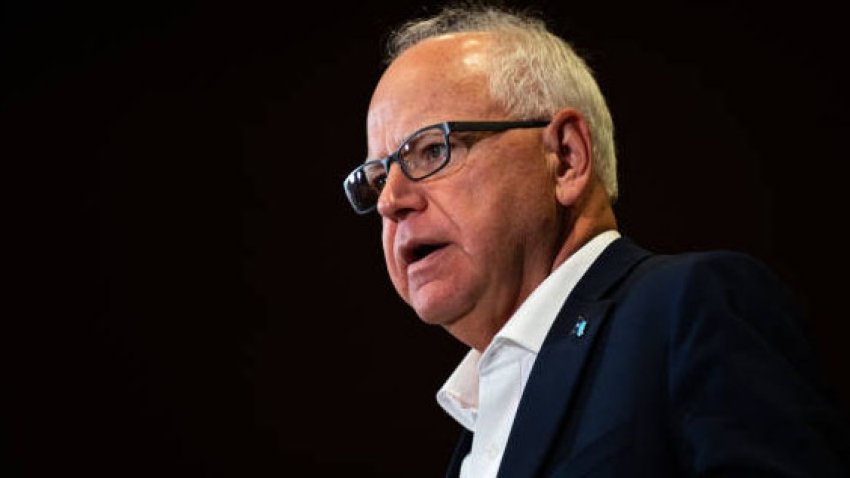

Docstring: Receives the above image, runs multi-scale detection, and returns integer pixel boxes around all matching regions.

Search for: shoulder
[594,239,808,347]
[625,249,796,310]
[601,238,787,300]
[613,247,807,348]
[638,249,779,288]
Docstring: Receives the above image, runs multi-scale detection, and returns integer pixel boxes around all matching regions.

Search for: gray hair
[387,5,618,201]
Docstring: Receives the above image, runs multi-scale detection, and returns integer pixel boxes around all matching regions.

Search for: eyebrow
[365,124,427,164]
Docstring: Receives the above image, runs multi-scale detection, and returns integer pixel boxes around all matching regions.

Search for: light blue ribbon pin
[572,316,588,338]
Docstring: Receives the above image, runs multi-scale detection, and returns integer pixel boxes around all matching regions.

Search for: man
[343,6,849,477]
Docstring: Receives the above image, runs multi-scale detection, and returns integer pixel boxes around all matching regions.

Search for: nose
[376,164,426,221]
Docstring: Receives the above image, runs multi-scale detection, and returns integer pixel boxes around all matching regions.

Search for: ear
[542,108,594,207]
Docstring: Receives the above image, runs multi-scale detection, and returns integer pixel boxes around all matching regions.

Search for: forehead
[367,32,505,157]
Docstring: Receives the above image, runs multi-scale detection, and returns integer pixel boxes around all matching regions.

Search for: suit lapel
[496,238,651,478]
[445,429,472,478]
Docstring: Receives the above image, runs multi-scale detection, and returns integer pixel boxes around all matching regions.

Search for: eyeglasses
[343,120,549,214]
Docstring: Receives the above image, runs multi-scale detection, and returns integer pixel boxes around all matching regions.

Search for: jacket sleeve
[665,252,850,476]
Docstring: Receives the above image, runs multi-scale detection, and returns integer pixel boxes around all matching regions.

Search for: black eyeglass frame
[344,119,550,214]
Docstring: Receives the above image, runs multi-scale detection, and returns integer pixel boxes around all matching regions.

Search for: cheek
[464,170,545,229]
[455,164,555,260]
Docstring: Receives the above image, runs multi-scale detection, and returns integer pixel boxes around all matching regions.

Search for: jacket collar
[494,237,652,478]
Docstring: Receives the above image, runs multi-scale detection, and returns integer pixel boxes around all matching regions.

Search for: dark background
[6,1,848,476]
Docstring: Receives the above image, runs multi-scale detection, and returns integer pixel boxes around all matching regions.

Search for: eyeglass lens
[345,125,450,213]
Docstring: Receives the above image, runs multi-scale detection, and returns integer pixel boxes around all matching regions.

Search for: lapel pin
[571,315,588,338]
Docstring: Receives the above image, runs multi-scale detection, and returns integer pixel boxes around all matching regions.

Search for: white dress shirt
[436,230,621,478]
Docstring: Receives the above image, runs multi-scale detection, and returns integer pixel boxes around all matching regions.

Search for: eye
[364,163,387,190]
[403,136,448,174]
[374,174,387,190]
[422,142,448,160]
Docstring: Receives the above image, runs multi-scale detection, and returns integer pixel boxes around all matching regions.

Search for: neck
[444,181,617,352]
[549,185,618,273]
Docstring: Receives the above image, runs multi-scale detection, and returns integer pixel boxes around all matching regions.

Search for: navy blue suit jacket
[446,238,849,477]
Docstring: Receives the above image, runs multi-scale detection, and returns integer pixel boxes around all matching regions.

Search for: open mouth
[410,243,448,263]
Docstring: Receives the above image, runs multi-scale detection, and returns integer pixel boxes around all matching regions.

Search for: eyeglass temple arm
[445,120,550,132]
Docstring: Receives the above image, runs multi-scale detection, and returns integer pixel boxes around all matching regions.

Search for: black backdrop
[6,1,849,476]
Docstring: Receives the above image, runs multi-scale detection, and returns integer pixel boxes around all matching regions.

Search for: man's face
[367,33,561,344]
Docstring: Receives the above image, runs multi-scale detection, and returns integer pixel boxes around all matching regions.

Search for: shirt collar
[491,230,622,356]
[436,230,621,429]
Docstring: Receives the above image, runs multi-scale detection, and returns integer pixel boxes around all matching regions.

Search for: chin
[410,287,474,328]
[415,308,459,327]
